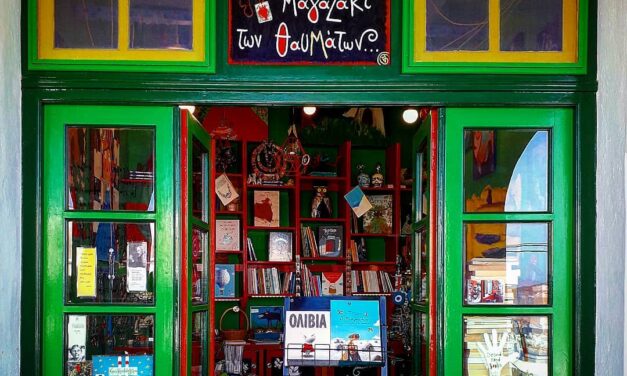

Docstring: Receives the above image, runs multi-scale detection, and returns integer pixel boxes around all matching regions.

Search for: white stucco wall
[596,0,627,374]
[0,0,21,373]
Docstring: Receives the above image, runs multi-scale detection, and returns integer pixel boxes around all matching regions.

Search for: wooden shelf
[215,250,243,255]
[351,292,393,297]
[216,210,243,215]
[361,186,396,193]
[299,217,346,223]
[301,256,346,261]
[351,232,396,238]
[248,226,296,231]
[248,294,294,298]
[247,261,295,266]
[352,261,396,266]
[215,297,242,302]
[300,175,346,182]
[247,184,295,190]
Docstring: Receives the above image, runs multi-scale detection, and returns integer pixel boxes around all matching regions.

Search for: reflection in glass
[192,228,208,303]
[416,312,428,375]
[129,0,193,50]
[191,311,208,376]
[55,0,119,49]
[414,230,428,303]
[67,127,155,211]
[65,314,154,376]
[465,223,549,305]
[66,221,155,304]
[464,130,549,213]
[426,0,489,51]
[463,316,549,376]
[501,0,563,51]
[193,140,208,222]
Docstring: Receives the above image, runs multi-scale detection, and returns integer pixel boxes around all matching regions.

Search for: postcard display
[212,137,412,375]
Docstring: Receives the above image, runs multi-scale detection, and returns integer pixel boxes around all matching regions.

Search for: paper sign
[76,247,97,298]
[344,186,372,218]
[127,242,148,292]
[215,174,239,206]
[67,315,87,363]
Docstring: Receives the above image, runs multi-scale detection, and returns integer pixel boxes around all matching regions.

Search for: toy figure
[311,186,332,218]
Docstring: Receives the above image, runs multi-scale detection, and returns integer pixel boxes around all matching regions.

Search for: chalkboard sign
[229,0,391,65]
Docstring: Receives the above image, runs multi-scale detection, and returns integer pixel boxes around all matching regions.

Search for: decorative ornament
[356,164,370,188]
[251,139,287,183]
[216,140,237,173]
[281,124,308,176]
[311,185,332,218]
[371,163,384,188]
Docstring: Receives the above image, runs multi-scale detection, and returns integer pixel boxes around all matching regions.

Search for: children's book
[318,226,343,257]
[254,191,280,227]
[268,232,293,261]
[216,219,240,251]
[215,264,236,298]
[321,272,344,296]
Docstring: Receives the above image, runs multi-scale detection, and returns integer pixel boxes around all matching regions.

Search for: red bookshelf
[209,139,409,376]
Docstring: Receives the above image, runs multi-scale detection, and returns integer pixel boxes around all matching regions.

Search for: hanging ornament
[251,139,287,183]
[281,124,309,177]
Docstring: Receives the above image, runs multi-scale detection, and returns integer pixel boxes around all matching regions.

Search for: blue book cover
[250,306,284,341]
[92,355,154,376]
[330,300,383,363]
[215,264,236,298]
[344,186,372,218]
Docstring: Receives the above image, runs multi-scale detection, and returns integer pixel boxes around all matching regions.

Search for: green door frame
[442,108,574,375]
[21,88,596,376]
[41,105,177,376]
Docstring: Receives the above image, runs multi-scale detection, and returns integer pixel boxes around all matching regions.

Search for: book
[318,226,343,257]
[330,300,383,362]
[321,272,344,296]
[344,186,372,218]
[254,190,280,227]
[268,232,293,261]
[250,306,284,341]
[215,264,236,298]
[362,195,393,234]
[247,237,258,261]
[216,219,240,251]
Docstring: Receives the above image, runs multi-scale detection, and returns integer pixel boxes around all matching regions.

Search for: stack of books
[466,257,514,304]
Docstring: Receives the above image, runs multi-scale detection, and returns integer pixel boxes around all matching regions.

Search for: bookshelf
[211,139,410,375]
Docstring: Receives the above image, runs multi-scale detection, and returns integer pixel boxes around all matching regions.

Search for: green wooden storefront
[21,1,597,375]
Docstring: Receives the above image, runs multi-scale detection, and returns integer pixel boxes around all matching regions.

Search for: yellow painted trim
[412,0,579,64]
[489,0,499,52]
[38,0,206,62]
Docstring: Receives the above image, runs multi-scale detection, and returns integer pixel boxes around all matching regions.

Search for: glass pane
[193,140,208,222]
[414,230,428,303]
[415,143,429,222]
[192,228,208,303]
[67,127,155,212]
[129,0,193,50]
[191,311,208,376]
[464,129,549,213]
[500,0,563,51]
[55,0,119,49]
[465,223,549,305]
[426,0,489,51]
[66,221,155,304]
[416,312,428,375]
[65,314,154,375]
[463,316,550,376]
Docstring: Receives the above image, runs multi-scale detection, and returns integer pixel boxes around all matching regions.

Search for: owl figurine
[311,186,332,218]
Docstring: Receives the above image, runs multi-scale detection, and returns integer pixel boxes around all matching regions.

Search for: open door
[180,109,213,376]
[411,108,438,376]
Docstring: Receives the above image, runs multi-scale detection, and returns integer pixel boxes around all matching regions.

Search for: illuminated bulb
[303,106,317,116]
[179,105,196,113]
[403,108,419,124]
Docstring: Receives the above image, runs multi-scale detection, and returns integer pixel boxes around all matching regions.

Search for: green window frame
[29,0,216,73]
[443,108,573,375]
[42,105,176,375]
[402,0,589,74]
